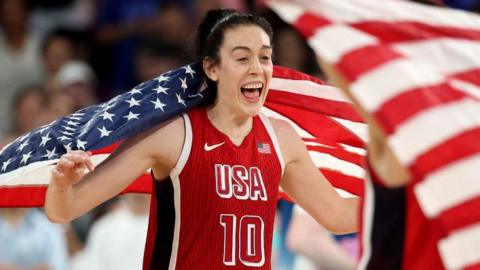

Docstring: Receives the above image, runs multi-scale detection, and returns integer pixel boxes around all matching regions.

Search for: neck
[207,103,253,146]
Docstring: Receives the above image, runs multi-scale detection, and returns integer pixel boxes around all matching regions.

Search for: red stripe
[451,68,480,86]
[439,197,480,234]
[306,144,365,167]
[465,261,480,270]
[273,65,326,84]
[351,21,480,43]
[0,186,47,207]
[293,13,331,38]
[336,44,404,82]
[409,127,480,182]
[267,90,364,122]
[320,169,364,197]
[374,83,468,135]
[265,102,365,148]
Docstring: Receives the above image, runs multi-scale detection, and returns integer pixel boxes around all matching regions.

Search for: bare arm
[44,117,184,223]
[272,119,359,234]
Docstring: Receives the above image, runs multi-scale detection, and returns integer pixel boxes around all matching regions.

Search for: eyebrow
[231,45,273,52]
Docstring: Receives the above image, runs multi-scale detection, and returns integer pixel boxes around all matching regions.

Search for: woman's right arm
[44,117,184,223]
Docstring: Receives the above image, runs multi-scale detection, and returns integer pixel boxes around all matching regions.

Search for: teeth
[242,82,263,89]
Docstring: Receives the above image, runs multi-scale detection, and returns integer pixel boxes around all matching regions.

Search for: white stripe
[350,58,445,112]
[260,107,314,139]
[451,79,480,100]
[299,0,480,30]
[393,38,480,76]
[167,113,192,270]
[438,223,480,270]
[270,77,350,102]
[329,116,368,142]
[388,98,480,165]
[308,151,365,179]
[0,154,109,186]
[259,113,286,176]
[308,24,378,64]
[334,188,357,198]
[357,178,375,270]
[267,1,305,23]
[415,153,480,218]
[339,143,367,156]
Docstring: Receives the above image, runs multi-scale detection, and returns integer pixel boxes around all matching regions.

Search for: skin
[45,25,358,234]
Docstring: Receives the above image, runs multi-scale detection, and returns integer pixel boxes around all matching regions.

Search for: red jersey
[144,108,284,270]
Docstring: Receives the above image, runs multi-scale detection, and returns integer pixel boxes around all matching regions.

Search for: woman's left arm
[271,118,359,234]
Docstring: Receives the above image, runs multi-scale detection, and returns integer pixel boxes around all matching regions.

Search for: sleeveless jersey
[144,108,284,270]
[359,162,445,270]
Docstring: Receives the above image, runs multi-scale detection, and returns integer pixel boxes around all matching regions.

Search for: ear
[203,57,218,82]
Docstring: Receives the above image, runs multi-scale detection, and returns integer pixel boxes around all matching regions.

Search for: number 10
[220,214,265,267]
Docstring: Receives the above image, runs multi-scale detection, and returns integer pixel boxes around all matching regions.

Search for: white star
[123,111,140,121]
[180,77,188,92]
[129,87,142,95]
[101,111,115,122]
[61,131,74,136]
[77,139,87,150]
[58,135,71,141]
[63,126,76,132]
[43,147,57,159]
[40,133,51,147]
[21,151,32,164]
[66,120,79,126]
[125,97,141,108]
[151,98,166,112]
[17,141,29,152]
[18,133,29,142]
[153,85,169,95]
[182,65,196,78]
[1,158,12,172]
[156,74,170,83]
[97,126,112,138]
[176,93,186,107]
[63,143,72,152]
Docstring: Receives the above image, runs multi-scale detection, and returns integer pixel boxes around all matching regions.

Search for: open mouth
[240,82,263,103]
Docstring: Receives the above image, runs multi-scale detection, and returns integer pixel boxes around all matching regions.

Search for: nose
[249,58,263,75]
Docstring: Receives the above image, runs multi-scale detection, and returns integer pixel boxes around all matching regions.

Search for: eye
[237,57,249,62]
[261,55,271,61]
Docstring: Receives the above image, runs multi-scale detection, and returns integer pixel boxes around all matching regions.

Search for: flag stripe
[414,153,480,218]
[320,169,364,197]
[439,196,480,234]
[438,223,480,270]
[388,98,480,165]
[409,127,480,180]
[374,83,469,135]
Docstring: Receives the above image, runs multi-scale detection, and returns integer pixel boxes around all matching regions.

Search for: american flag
[0,63,366,207]
[268,0,480,269]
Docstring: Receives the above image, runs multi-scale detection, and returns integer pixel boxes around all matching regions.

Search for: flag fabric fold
[0,63,366,207]
[268,0,480,268]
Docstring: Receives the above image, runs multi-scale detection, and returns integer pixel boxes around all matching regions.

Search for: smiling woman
[44,8,359,270]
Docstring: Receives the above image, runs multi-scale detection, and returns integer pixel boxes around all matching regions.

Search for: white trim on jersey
[167,113,193,270]
[258,113,286,177]
[357,179,375,270]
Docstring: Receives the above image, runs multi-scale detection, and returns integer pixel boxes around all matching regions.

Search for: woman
[45,9,359,270]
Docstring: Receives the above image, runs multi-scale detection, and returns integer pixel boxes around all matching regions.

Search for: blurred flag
[0,63,366,207]
[268,0,480,269]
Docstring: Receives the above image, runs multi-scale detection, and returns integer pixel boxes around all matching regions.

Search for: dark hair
[195,9,273,63]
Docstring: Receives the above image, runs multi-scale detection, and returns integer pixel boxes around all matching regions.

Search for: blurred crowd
[0,0,478,269]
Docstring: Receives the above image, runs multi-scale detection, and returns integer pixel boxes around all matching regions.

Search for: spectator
[0,0,43,139]
[0,208,69,270]
[73,194,150,270]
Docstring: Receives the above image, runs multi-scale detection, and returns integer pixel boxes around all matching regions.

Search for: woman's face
[206,25,273,117]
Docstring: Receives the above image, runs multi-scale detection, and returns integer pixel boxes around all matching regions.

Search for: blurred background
[0,0,478,269]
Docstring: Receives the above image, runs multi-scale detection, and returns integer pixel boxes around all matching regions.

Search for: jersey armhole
[169,113,193,180]
[259,113,286,177]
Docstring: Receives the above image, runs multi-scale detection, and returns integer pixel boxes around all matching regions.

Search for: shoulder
[265,117,305,164]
